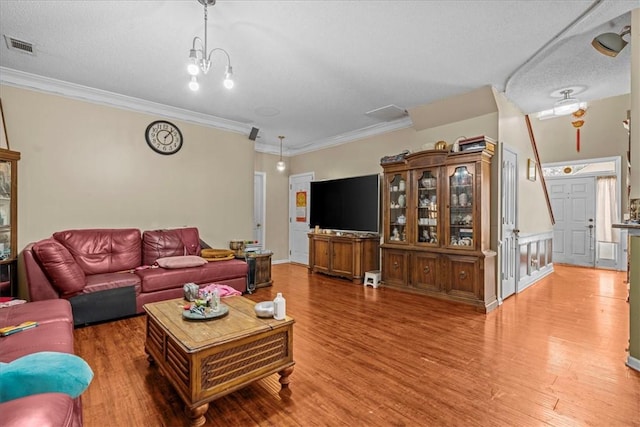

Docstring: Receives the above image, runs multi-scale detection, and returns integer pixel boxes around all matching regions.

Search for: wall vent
[4,35,35,54]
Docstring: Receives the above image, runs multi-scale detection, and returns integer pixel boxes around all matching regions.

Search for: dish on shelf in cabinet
[451,237,473,246]
[452,214,472,225]
[419,228,438,243]
[419,218,437,225]
[421,177,436,188]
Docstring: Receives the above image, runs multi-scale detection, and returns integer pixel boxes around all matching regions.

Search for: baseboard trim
[517,264,554,293]
[626,355,640,372]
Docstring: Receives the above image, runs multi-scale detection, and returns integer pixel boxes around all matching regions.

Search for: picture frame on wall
[0,99,9,150]
[528,158,537,182]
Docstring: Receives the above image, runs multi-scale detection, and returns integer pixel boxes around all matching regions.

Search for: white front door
[289,172,314,265]
[253,172,266,248]
[500,147,518,299]
[548,177,596,267]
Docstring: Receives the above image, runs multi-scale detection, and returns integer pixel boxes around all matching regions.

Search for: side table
[247,252,273,289]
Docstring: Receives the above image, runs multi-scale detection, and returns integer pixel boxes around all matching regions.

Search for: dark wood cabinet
[308,233,380,283]
[248,252,273,289]
[0,149,20,297]
[381,248,408,287]
[380,141,497,312]
[311,238,330,273]
[411,251,440,292]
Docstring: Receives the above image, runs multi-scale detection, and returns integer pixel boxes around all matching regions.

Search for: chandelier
[187,0,234,91]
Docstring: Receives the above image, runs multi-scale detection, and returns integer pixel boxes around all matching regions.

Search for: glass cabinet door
[448,165,474,249]
[0,160,11,260]
[416,169,438,245]
[387,173,408,243]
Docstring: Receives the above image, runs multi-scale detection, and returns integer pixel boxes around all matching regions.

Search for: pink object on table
[199,283,242,298]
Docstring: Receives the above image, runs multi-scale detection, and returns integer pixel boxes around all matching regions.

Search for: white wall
[1,85,254,252]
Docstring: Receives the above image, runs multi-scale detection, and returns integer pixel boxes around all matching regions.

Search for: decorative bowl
[435,140,448,150]
[254,301,274,318]
[229,240,245,251]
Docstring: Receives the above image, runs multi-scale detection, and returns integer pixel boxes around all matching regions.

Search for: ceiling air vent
[4,35,35,54]
[365,104,407,122]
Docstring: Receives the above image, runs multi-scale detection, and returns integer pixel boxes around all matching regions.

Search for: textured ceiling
[0,0,636,155]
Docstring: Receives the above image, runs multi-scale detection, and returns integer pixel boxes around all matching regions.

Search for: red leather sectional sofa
[0,299,82,427]
[23,227,248,325]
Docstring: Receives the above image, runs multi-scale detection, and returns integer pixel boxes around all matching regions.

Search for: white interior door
[548,177,595,267]
[289,172,314,265]
[253,172,266,248]
[500,147,518,299]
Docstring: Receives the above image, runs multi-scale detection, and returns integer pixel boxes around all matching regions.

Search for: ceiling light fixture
[553,89,581,116]
[187,0,234,91]
[276,136,286,172]
[592,25,631,57]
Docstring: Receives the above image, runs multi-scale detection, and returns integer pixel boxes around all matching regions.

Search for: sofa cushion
[155,255,208,269]
[136,259,248,293]
[0,299,73,328]
[53,228,142,275]
[83,272,142,295]
[0,393,79,427]
[0,351,93,403]
[32,240,86,296]
[0,321,74,363]
[142,227,201,266]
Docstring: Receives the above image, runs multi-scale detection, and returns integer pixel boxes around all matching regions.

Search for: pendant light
[276,136,286,172]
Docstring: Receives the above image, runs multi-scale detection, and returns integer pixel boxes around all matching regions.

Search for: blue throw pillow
[0,351,94,402]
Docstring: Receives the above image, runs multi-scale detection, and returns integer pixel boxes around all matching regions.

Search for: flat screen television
[309,174,380,233]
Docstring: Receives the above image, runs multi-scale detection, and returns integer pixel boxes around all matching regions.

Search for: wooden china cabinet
[0,149,20,297]
[380,139,497,312]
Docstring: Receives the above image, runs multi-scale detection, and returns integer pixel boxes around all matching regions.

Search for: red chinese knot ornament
[571,109,586,152]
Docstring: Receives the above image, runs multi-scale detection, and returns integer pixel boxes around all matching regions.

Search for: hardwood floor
[74,264,640,427]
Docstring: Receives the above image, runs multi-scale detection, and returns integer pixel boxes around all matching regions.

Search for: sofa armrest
[23,243,60,301]
[0,393,81,427]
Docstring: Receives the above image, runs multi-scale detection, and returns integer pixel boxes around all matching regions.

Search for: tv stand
[308,232,380,283]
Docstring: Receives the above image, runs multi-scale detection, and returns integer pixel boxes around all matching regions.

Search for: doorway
[289,172,314,265]
[548,177,596,267]
[543,157,622,270]
[500,146,518,300]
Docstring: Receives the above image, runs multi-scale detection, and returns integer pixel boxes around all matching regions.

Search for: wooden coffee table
[144,296,295,427]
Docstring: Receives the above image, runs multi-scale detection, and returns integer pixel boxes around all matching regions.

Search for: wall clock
[145,120,183,155]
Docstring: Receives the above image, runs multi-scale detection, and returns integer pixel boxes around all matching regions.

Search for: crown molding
[255,116,414,156]
[1,67,414,156]
[0,67,251,135]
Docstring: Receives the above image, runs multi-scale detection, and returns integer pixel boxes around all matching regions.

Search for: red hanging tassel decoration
[571,108,586,153]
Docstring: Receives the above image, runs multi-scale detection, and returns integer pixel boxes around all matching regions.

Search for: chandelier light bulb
[188,76,200,91]
[187,62,200,76]
[223,65,234,89]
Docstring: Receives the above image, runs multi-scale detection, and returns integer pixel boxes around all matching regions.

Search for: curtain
[596,176,619,243]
